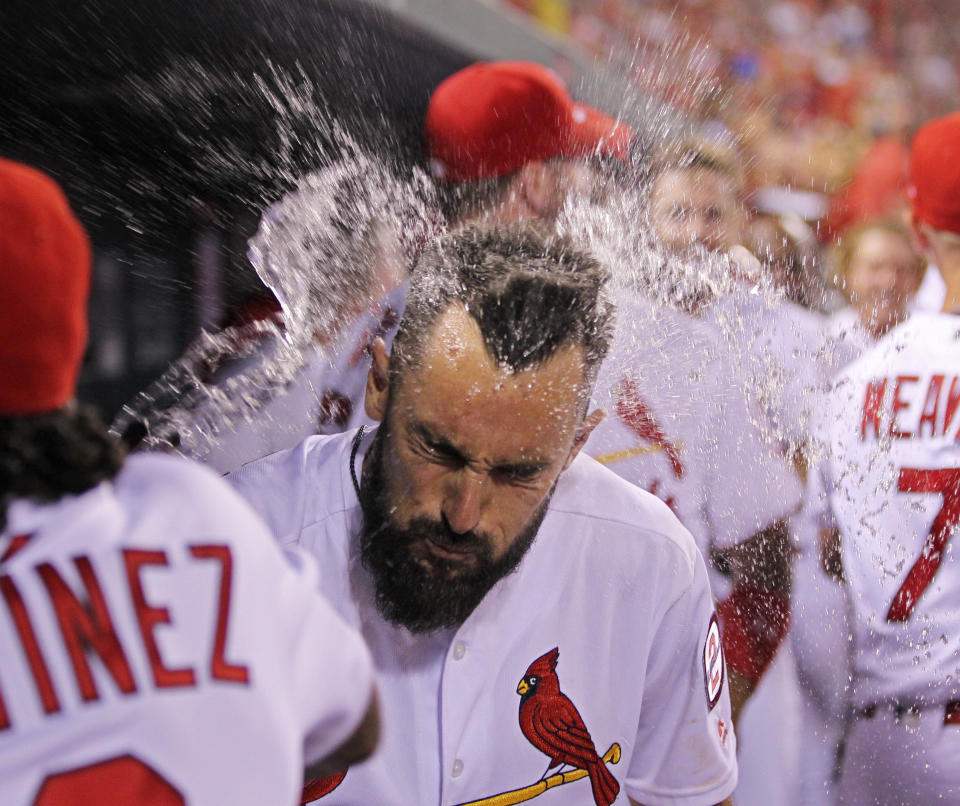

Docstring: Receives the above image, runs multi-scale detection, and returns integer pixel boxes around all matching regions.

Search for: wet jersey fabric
[587,295,802,594]
[821,306,875,378]
[707,287,828,455]
[229,427,737,806]
[0,453,374,806]
[588,294,805,806]
[818,312,960,710]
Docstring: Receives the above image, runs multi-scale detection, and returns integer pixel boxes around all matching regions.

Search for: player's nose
[442,469,487,535]
[687,215,714,248]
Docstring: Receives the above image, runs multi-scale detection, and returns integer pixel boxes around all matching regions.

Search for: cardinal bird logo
[516,648,620,806]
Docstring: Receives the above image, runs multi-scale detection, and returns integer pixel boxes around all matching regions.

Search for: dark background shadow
[1,0,473,415]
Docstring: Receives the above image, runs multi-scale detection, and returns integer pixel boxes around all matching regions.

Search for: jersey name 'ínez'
[0,543,246,732]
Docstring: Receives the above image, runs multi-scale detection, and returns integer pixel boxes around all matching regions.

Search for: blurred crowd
[505,0,958,239]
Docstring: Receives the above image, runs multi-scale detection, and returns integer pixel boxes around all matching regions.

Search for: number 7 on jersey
[887,468,960,622]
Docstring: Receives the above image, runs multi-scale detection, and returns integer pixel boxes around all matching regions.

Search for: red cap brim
[566,103,633,163]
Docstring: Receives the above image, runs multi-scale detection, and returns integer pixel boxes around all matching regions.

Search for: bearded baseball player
[229,224,737,806]
[813,112,960,805]
[425,73,783,806]
[0,158,378,805]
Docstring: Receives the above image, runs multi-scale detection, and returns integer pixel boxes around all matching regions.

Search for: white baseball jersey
[820,306,875,378]
[197,287,404,475]
[785,307,870,806]
[911,263,946,313]
[708,286,829,454]
[818,312,960,709]
[229,427,737,806]
[0,453,374,806]
[586,295,803,596]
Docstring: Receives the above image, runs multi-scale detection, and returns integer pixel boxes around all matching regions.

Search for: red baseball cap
[425,61,633,183]
[0,159,91,414]
[909,111,960,234]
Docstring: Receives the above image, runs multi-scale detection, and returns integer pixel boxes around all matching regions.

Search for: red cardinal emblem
[517,648,620,806]
[614,379,684,480]
[301,769,347,803]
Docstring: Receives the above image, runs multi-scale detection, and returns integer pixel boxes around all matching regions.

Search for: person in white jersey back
[0,158,378,806]
[230,224,737,806]
[815,112,960,805]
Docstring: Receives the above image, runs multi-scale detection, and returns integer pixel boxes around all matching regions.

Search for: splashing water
[111,69,440,461]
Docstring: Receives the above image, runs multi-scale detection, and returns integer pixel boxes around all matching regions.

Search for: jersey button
[453,641,467,660]
[452,759,464,778]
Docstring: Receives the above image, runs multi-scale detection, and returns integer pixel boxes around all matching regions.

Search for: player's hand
[818,527,844,583]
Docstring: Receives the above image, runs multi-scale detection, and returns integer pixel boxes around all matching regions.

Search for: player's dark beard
[358,423,550,633]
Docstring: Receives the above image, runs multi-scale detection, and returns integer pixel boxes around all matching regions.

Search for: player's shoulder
[83,453,290,567]
[782,298,825,332]
[118,451,239,507]
[227,429,356,542]
[550,452,702,580]
[837,313,943,382]
[603,295,726,390]
[825,306,860,336]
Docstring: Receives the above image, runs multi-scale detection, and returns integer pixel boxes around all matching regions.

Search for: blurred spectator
[824,216,924,368]
[505,0,959,250]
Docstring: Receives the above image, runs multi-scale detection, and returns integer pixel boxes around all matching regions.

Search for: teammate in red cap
[0,159,379,805]
[425,60,632,225]
[909,110,960,313]
[810,112,960,805]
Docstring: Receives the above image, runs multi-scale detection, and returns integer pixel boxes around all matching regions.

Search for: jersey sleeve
[704,350,803,549]
[276,545,375,766]
[624,549,738,806]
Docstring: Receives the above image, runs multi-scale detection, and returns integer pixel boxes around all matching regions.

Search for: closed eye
[493,463,546,485]
[410,425,467,467]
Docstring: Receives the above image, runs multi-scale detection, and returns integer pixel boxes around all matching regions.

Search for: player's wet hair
[392,224,614,399]
[0,405,126,531]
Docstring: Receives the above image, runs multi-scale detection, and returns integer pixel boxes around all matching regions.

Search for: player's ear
[517,161,553,216]
[364,338,391,422]
[563,409,605,471]
[910,213,931,254]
